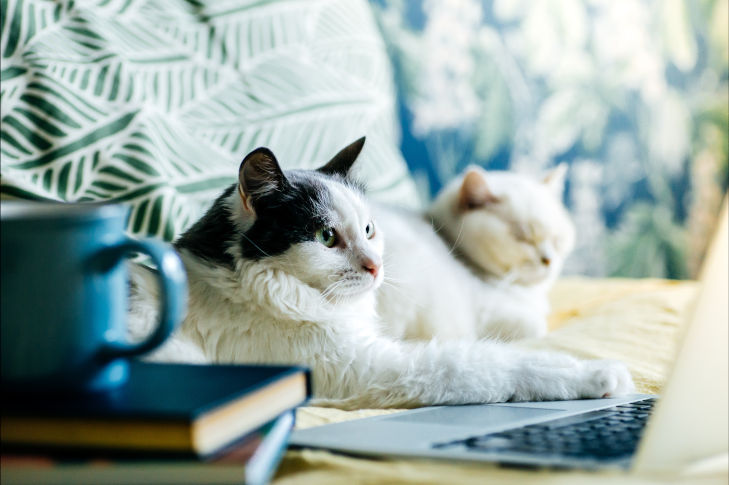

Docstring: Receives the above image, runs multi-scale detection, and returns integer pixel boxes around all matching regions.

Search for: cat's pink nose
[362,259,380,278]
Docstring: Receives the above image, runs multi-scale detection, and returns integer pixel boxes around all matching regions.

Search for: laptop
[290,197,728,472]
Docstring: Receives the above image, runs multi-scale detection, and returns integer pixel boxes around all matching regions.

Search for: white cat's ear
[459,169,499,210]
[543,163,568,197]
[318,137,366,177]
[238,147,289,213]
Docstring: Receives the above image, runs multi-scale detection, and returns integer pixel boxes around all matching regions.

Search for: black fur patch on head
[175,170,361,266]
[240,170,335,260]
[175,184,238,268]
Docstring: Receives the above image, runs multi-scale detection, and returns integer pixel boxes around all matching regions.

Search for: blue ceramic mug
[1,201,187,391]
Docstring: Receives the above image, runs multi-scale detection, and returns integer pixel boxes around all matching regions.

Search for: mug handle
[98,238,187,359]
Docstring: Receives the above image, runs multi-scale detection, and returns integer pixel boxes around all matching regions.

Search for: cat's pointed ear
[317,137,366,177]
[543,163,568,197]
[238,147,289,213]
[459,168,499,210]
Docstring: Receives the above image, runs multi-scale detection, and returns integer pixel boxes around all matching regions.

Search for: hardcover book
[1,410,295,485]
[1,362,310,457]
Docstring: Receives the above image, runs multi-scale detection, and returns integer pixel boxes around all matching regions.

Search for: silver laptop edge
[290,394,653,468]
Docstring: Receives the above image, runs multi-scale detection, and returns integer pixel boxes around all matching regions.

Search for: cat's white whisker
[429,215,467,261]
[445,219,466,258]
[380,279,421,310]
[381,274,408,284]
[321,279,346,300]
[239,233,272,258]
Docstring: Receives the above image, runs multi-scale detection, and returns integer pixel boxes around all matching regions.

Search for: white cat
[374,206,540,342]
[430,165,575,289]
[129,139,633,410]
[376,165,574,342]
[435,165,576,338]
[376,165,575,340]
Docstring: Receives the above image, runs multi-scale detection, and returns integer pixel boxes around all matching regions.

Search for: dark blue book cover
[1,410,296,485]
[1,362,311,456]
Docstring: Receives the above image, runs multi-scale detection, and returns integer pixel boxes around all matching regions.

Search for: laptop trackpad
[386,404,564,428]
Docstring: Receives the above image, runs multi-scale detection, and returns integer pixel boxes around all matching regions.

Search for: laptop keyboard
[436,398,657,463]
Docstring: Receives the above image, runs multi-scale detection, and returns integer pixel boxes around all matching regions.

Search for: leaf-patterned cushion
[1,0,419,240]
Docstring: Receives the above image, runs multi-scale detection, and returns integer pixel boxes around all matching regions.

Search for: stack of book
[1,362,311,485]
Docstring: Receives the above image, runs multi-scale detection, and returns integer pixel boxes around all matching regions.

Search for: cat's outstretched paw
[581,360,635,398]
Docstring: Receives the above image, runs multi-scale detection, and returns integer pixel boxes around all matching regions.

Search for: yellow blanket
[272,277,724,484]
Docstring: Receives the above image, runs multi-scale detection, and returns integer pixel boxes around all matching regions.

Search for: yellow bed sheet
[272,277,726,484]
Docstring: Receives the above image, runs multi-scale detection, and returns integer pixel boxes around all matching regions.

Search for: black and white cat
[129,138,633,409]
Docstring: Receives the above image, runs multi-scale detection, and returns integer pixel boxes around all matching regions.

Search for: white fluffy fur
[375,205,549,342]
[430,165,575,288]
[376,165,576,342]
[129,172,633,410]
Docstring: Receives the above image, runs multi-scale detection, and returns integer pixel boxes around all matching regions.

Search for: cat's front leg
[507,352,634,402]
[313,337,634,410]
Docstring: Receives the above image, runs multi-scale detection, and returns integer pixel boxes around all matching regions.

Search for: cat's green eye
[365,221,375,239]
[316,227,338,248]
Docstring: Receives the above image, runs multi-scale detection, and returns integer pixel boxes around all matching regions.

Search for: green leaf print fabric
[1,0,419,242]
